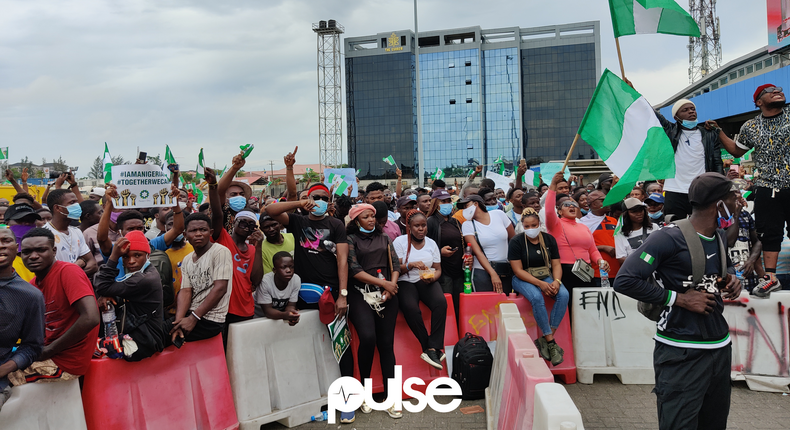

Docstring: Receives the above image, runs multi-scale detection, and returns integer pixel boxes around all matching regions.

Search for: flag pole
[561,134,581,172]
[615,37,626,80]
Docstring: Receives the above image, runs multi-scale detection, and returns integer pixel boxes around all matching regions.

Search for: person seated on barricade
[253,251,300,323]
[614,172,741,430]
[347,203,402,420]
[12,228,100,386]
[0,228,44,410]
[259,215,294,275]
[508,208,567,366]
[580,188,620,287]
[165,214,233,347]
[425,190,464,322]
[395,209,447,370]
[462,193,516,293]
[205,167,263,346]
[93,230,165,361]
[615,198,660,265]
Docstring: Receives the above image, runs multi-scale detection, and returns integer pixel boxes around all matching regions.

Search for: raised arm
[205,167,223,241]
[97,185,118,257]
[284,147,298,203]
[395,168,403,196]
[65,172,83,203]
[514,160,526,190]
[161,185,184,246]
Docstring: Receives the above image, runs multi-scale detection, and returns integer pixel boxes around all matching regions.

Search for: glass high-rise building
[345,22,601,180]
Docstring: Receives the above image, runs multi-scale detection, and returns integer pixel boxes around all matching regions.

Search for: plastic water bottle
[600,270,611,289]
[323,240,337,255]
[735,263,745,282]
[463,243,473,268]
[377,269,386,280]
[102,303,119,339]
[311,411,327,422]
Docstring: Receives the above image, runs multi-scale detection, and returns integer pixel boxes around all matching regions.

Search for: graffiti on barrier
[579,290,626,320]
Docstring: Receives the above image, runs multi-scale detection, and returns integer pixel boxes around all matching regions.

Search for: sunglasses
[758,86,783,100]
[311,195,330,202]
[561,201,579,208]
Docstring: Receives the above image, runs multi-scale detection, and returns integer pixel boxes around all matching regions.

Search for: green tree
[89,157,104,179]
[147,154,162,166]
[236,170,246,178]
[181,172,194,184]
[301,171,320,183]
[52,156,68,173]
[111,155,128,165]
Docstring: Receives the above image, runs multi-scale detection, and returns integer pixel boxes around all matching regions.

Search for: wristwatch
[340,289,348,297]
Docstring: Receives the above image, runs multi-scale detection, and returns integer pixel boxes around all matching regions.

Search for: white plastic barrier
[0,379,87,430]
[485,303,526,430]
[572,287,655,384]
[532,383,584,430]
[724,291,790,392]
[226,310,341,429]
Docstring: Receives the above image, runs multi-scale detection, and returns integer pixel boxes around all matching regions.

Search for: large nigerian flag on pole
[103,142,113,184]
[609,0,700,38]
[578,69,675,206]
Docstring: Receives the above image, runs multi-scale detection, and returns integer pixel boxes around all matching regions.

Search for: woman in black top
[426,189,464,320]
[508,208,568,366]
[345,204,402,420]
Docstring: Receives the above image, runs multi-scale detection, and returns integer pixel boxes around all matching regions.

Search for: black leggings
[347,288,399,391]
[398,280,447,352]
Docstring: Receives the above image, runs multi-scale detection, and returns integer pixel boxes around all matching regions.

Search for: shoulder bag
[560,224,593,283]
[524,233,552,279]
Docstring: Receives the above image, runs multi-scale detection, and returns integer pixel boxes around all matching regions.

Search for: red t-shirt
[591,216,621,278]
[31,261,99,376]
[214,229,256,317]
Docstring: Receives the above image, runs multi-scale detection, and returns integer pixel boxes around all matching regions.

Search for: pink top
[544,190,603,265]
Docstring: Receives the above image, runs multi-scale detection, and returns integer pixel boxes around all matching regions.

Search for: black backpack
[451,333,493,400]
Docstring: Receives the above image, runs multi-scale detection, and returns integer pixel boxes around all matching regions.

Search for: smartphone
[451,247,459,251]
[173,335,185,349]
[138,151,147,163]
[731,165,740,173]
[167,163,180,173]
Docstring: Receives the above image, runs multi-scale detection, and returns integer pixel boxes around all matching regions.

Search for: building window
[765,58,773,67]
[730,72,737,80]
[450,99,456,104]
[746,65,754,74]
[711,82,719,90]
[466,79,472,85]
[738,69,745,77]
[719,77,728,85]
[465,60,471,66]
[466,98,473,103]
[755,62,763,71]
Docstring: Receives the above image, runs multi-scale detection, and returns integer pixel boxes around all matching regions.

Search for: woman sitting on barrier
[615,198,659,265]
[544,172,608,294]
[461,193,516,293]
[426,189,464,322]
[508,208,567,366]
[345,203,402,421]
[394,210,447,370]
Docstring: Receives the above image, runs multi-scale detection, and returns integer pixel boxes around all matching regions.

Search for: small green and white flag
[608,0,700,38]
[493,155,505,175]
[0,147,8,160]
[578,69,675,206]
[640,251,655,264]
[195,148,205,181]
[103,142,113,184]
[431,167,445,180]
[522,170,541,187]
[164,145,176,165]
[382,155,396,166]
[240,144,254,159]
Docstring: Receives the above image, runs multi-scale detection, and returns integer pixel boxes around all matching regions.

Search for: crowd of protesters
[1,83,789,429]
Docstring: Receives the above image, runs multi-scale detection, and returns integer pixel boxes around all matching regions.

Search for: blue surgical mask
[312,200,328,217]
[175,234,184,242]
[438,203,453,216]
[228,196,247,212]
[498,197,506,203]
[486,205,499,212]
[63,203,82,220]
[408,194,417,201]
[358,223,375,234]
[648,211,663,220]
[681,119,698,129]
[717,201,734,229]
[580,208,589,215]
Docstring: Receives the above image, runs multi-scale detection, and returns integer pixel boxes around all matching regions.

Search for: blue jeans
[511,275,569,337]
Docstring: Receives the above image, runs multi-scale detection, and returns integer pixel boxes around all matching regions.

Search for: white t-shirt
[462,210,512,270]
[181,243,233,323]
[615,224,659,259]
[43,223,91,264]
[663,129,705,194]
[393,236,441,283]
[254,271,301,312]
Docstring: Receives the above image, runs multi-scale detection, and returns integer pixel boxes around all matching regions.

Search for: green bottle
[463,266,472,294]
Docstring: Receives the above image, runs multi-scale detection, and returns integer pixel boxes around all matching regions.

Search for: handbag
[560,225,594,283]
[472,220,512,278]
[524,232,552,279]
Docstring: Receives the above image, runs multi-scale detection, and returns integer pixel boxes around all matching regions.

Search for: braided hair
[404,209,427,265]
[520,207,540,222]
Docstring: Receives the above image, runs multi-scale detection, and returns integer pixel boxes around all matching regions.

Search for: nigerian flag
[195,148,205,181]
[609,0,700,38]
[164,145,176,165]
[103,142,113,183]
[523,170,541,187]
[0,147,7,160]
[578,69,675,206]
[383,155,396,166]
[432,167,445,180]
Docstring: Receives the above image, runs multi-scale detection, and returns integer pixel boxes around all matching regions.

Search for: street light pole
[414,0,424,186]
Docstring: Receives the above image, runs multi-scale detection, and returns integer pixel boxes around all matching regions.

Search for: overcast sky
[0,0,767,175]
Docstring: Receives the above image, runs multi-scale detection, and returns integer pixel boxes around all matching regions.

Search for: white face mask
[463,204,477,220]
[525,228,541,239]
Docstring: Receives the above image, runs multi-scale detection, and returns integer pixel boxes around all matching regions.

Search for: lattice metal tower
[313,20,344,170]
[688,0,722,83]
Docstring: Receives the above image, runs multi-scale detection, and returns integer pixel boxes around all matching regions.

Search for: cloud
[0,0,769,174]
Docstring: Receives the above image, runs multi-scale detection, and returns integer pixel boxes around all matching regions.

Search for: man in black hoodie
[614,172,741,430]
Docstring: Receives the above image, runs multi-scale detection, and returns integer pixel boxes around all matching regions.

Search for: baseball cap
[4,204,41,222]
[688,172,734,206]
[645,193,665,204]
[396,195,417,209]
[623,198,646,210]
[457,195,484,205]
[431,189,452,200]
